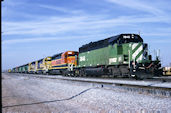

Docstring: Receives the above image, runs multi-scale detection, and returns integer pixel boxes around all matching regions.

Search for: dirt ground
[2,73,171,113]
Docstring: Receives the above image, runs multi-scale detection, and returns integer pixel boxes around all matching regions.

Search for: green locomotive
[77,34,162,79]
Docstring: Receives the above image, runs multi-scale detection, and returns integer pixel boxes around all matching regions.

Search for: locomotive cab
[109,34,143,45]
[62,51,78,72]
[62,51,78,66]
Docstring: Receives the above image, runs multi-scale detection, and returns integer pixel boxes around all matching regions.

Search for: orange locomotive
[49,51,78,75]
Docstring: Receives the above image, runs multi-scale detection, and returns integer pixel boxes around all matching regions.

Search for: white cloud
[38,4,84,14]
[106,0,164,15]
[2,2,171,38]
[2,14,170,36]
[2,37,58,45]
[146,38,171,44]
[142,32,171,37]
[2,34,105,45]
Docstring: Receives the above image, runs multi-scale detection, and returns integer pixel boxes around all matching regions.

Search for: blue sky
[2,0,171,70]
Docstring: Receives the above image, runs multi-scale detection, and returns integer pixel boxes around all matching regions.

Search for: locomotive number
[80,56,85,61]
[109,58,117,64]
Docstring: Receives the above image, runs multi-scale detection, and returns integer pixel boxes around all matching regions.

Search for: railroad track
[6,73,171,97]
[11,72,171,82]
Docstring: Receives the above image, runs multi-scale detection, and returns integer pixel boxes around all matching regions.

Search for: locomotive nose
[131,43,143,63]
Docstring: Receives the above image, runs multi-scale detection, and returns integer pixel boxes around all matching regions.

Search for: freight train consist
[10,34,162,79]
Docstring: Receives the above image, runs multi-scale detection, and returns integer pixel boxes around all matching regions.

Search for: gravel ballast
[2,73,171,113]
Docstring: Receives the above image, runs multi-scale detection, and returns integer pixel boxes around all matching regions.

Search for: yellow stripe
[49,66,68,70]
[68,56,75,58]
[52,63,66,66]
[52,59,61,61]
[36,69,44,71]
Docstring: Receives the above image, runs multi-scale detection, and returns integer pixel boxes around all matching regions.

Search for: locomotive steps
[9,73,171,97]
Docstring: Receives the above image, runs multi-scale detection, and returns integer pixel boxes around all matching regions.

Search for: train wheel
[74,70,79,77]
[80,69,86,77]
[64,71,69,76]
[111,67,120,78]
[133,72,145,80]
